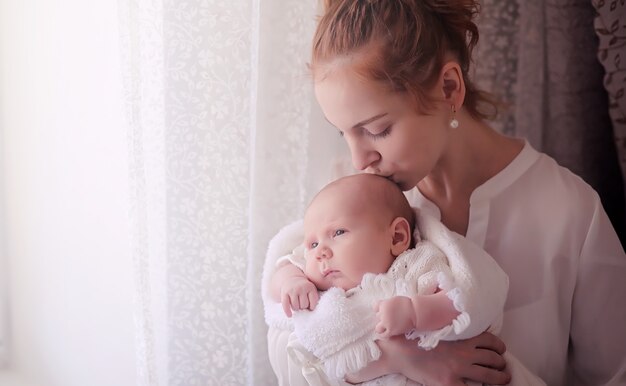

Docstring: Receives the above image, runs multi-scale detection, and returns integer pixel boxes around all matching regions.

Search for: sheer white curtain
[118,1,343,384]
[0,185,6,370]
[0,138,6,368]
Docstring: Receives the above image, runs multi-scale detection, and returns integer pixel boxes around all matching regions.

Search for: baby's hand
[374,296,415,338]
[280,276,319,317]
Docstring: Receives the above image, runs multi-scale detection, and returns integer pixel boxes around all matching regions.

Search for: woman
[267,1,626,384]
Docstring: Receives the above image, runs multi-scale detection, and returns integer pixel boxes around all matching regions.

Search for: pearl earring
[449,105,459,129]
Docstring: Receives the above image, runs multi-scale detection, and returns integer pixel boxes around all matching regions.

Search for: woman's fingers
[376,331,511,385]
[461,333,510,385]
[470,331,507,354]
[465,363,511,385]
[473,347,507,370]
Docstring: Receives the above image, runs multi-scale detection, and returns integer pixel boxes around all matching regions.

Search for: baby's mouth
[322,269,339,277]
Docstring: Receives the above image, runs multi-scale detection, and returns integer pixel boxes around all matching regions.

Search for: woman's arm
[380,332,510,386]
[344,332,510,385]
[568,198,626,384]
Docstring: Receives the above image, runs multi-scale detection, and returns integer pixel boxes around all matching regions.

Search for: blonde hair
[311,0,497,120]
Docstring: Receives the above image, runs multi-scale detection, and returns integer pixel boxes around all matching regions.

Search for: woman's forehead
[314,70,399,130]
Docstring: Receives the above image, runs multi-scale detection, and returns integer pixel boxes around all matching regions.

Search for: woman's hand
[378,332,511,386]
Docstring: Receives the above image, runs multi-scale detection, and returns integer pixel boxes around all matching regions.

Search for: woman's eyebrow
[323,113,389,130]
[351,113,388,129]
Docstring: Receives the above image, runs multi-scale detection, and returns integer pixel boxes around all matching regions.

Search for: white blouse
[405,141,626,385]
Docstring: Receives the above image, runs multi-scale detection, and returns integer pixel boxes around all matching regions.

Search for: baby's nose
[316,246,332,260]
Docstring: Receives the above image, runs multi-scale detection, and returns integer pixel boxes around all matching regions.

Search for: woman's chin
[395,179,416,192]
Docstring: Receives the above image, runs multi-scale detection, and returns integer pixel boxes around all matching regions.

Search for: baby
[265,174,542,385]
[295,173,457,332]
[269,174,472,384]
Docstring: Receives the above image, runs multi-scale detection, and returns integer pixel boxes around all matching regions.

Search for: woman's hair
[312,0,497,120]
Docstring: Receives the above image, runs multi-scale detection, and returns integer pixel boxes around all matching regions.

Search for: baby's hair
[312,174,417,245]
[311,0,497,120]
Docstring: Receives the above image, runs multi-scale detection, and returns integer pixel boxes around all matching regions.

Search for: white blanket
[262,209,512,384]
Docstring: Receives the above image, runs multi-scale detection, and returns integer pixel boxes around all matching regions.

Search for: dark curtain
[473,0,626,247]
[593,0,626,244]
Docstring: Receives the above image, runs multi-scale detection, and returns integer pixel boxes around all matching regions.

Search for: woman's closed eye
[363,126,391,140]
[337,126,390,139]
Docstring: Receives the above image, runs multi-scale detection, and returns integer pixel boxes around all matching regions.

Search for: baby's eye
[310,241,318,249]
[333,229,346,237]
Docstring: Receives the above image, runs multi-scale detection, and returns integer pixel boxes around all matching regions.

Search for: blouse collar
[407,140,540,220]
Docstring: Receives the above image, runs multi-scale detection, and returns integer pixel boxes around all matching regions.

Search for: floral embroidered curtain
[118,1,342,384]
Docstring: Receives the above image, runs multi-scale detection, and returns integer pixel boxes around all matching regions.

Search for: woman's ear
[440,61,466,109]
[389,217,411,257]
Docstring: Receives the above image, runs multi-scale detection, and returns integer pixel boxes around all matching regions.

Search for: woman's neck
[417,111,523,233]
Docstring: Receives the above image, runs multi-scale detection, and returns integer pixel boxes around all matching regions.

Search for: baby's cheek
[315,278,331,291]
[305,269,326,290]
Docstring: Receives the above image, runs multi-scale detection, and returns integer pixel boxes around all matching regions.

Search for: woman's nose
[348,140,380,171]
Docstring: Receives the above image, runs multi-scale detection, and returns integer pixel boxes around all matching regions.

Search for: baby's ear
[390,217,411,257]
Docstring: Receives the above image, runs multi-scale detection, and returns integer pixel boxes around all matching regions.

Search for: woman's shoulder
[497,145,615,248]
[518,147,601,209]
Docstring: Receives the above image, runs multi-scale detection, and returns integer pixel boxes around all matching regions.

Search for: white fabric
[405,141,626,386]
[264,211,551,385]
[294,238,499,381]
[267,211,510,341]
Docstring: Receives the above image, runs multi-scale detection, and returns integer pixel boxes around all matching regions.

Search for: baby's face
[302,188,395,291]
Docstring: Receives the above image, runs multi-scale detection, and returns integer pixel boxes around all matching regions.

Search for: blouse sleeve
[568,195,626,385]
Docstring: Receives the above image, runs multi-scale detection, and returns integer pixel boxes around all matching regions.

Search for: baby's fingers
[375,322,389,338]
[308,290,319,310]
[281,294,293,318]
[298,293,310,310]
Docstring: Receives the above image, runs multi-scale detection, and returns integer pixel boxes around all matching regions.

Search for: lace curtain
[0,187,5,368]
[118,1,343,385]
[0,241,6,369]
[593,0,626,197]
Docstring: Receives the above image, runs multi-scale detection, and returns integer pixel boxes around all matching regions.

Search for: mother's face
[314,65,451,191]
